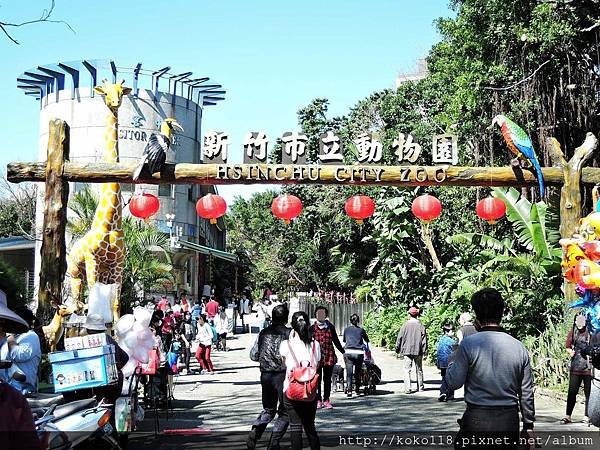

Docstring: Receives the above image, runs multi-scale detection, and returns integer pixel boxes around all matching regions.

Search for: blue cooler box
[49,345,118,393]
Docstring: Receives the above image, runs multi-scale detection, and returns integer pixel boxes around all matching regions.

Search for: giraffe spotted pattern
[67,80,132,323]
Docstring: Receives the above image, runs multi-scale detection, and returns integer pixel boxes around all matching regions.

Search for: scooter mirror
[12,370,26,382]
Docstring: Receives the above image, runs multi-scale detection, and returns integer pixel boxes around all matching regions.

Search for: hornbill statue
[132,117,184,180]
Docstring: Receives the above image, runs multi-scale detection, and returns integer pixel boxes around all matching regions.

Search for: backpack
[171,340,182,354]
[285,340,320,402]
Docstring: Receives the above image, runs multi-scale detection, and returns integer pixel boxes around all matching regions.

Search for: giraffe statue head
[94,79,132,110]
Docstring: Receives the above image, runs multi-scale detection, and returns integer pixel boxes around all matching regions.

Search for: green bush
[522,318,570,391]
[364,306,406,350]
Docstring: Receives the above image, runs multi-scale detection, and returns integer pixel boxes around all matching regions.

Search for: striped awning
[177,240,238,263]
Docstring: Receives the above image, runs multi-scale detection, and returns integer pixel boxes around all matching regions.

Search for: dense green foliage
[225,184,378,296]
[226,1,600,386]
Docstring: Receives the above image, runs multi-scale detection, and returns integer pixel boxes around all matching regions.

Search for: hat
[84,314,107,331]
[408,307,420,317]
[0,289,29,334]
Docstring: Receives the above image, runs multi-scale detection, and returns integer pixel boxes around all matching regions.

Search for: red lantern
[272,194,303,224]
[345,195,375,224]
[476,197,507,225]
[196,194,227,224]
[411,194,442,224]
[129,193,160,221]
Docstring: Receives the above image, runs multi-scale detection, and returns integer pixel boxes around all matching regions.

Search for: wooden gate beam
[8,160,600,187]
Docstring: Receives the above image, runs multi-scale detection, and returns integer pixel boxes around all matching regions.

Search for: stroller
[360,343,382,395]
[331,364,345,393]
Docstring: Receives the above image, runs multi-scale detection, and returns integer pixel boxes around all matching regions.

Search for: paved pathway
[130,331,597,449]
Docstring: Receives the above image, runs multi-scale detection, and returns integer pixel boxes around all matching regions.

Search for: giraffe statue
[67,79,131,323]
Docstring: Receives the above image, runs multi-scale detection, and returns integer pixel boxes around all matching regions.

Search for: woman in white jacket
[213,307,229,351]
[194,314,214,374]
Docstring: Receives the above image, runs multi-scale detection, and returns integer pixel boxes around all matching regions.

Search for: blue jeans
[440,368,455,398]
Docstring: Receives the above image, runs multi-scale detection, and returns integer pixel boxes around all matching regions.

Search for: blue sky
[0,0,451,205]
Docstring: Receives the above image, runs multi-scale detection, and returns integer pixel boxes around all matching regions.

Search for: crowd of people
[245,288,600,450]
[3,283,600,450]
[248,303,373,450]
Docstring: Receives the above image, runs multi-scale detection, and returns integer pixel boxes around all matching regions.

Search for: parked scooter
[31,397,121,449]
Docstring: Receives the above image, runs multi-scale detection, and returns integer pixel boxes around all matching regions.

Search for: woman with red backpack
[280,311,321,450]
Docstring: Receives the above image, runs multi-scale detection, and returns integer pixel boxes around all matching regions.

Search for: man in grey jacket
[395,306,427,394]
[446,288,535,450]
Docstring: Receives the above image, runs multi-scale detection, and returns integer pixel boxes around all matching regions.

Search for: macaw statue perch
[492,114,545,198]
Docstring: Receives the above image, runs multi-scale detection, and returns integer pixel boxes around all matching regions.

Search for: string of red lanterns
[188,192,507,230]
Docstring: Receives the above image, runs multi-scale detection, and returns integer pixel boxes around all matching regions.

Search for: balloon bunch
[114,307,155,378]
[560,211,600,333]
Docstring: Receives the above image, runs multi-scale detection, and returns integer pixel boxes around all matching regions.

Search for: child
[437,323,457,402]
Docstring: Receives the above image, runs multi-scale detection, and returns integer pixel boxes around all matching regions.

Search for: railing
[297,298,374,335]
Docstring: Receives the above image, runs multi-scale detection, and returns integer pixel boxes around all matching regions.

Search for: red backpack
[285,340,320,402]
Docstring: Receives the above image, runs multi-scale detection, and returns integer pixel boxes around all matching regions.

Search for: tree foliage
[228,1,597,384]
[0,176,36,239]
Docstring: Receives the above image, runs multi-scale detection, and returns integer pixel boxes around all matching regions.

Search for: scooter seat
[27,393,65,408]
[52,398,97,421]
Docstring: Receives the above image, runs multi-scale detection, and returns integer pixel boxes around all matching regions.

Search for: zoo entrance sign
[204,130,458,183]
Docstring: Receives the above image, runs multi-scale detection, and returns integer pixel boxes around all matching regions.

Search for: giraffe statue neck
[92,107,122,230]
[103,108,119,163]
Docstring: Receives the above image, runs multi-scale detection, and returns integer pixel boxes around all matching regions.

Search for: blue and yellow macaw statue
[492,114,545,198]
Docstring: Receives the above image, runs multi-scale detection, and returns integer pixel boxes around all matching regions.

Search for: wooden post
[548,133,598,240]
[37,119,70,322]
[421,223,442,271]
[548,132,598,304]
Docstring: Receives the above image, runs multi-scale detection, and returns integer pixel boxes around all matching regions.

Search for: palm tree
[120,218,174,311]
[67,186,98,239]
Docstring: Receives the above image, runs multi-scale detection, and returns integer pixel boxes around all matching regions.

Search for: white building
[395,59,428,87]
[17,59,228,304]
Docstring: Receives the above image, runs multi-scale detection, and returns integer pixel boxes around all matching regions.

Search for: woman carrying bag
[561,314,593,425]
[280,311,321,450]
